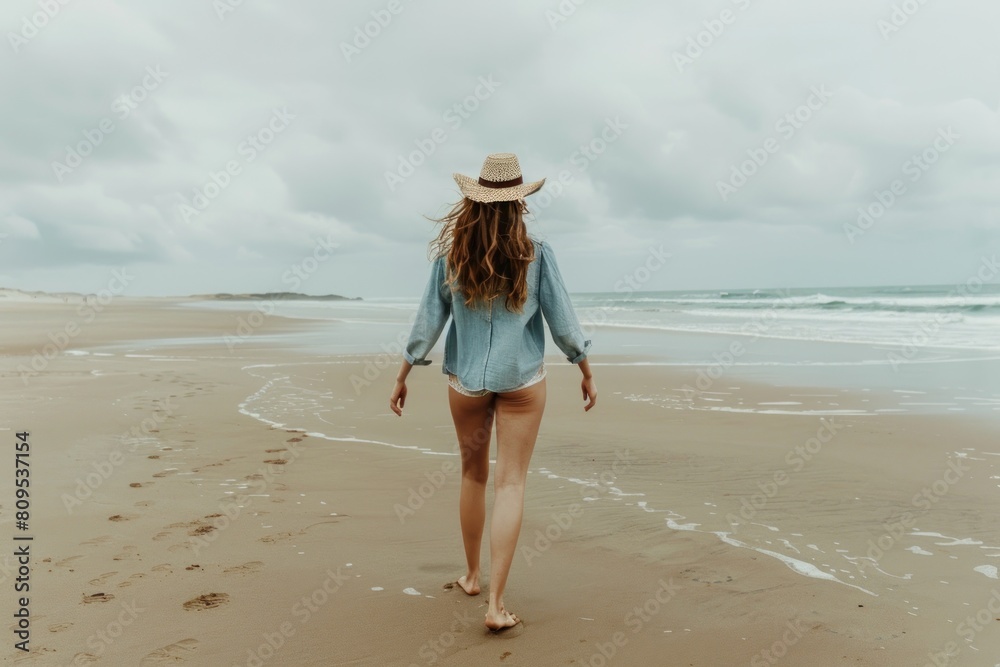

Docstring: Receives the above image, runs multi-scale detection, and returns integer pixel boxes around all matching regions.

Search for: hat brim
[453,173,545,203]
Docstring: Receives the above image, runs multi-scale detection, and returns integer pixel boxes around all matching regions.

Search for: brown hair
[428,197,535,313]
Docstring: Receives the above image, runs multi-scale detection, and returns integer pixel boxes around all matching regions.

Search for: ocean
[177,282,1000,419]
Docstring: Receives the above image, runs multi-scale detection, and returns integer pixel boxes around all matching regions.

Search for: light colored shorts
[448,363,546,397]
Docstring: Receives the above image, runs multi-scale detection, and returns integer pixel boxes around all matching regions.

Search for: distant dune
[0,287,360,303]
[0,287,95,304]
[190,291,361,301]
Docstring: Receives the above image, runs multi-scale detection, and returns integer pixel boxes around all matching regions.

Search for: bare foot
[443,574,480,595]
[485,608,521,632]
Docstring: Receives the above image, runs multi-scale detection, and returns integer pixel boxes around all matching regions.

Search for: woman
[389,152,597,631]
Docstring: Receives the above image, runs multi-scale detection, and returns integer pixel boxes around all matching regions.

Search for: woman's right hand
[581,376,597,412]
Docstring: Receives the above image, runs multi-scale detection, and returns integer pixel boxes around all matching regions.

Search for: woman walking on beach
[389,153,597,631]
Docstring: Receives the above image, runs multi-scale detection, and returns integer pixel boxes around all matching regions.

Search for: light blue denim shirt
[404,238,591,392]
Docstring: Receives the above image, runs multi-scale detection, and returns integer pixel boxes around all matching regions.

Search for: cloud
[0,0,998,295]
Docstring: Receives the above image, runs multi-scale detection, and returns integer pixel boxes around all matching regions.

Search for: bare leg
[486,379,546,629]
[447,386,496,595]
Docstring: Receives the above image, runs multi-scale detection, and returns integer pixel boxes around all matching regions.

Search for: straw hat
[453,153,545,203]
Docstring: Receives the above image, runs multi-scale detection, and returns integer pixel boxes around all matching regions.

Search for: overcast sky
[2,0,998,299]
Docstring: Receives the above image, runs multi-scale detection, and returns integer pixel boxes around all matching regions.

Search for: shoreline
[9,292,996,422]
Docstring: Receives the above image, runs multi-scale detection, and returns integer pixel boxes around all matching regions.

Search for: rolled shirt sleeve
[539,241,592,363]
[404,256,453,366]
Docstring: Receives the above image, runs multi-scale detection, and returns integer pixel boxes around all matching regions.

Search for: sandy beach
[3,296,1000,666]
[7,0,1000,663]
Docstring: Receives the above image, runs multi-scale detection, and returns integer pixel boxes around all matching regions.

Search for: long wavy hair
[428,197,536,313]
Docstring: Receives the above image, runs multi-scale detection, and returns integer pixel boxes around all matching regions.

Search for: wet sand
[2,296,999,666]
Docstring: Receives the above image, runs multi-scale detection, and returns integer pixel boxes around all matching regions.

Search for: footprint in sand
[182,593,229,610]
[263,459,287,465]
[13,647,57,664]
[55,556,83,567]
[48,623,73,633]
[222,561,263,575]
[129,482,153,488]
[264,448,286,454]
[191,462,221,473]
[112,545,140,561]
[108,513,139,522]
[259,531,302,544]
[152,531,173,541]
[147,454,160,459]
[187,525,215,537]
[88,572,117,586]
[81,535,112,546]
[287,437,303,443]
[139,638,199,664]
[82,592,115,604]
[151,564,173,574]
[686,568,735,585]
[134,500,155,508]
[117,573,146,588]
[68,653,98,664]
[152,469,177,478]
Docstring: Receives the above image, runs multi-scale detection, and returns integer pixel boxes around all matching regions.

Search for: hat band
[478,176,523,188]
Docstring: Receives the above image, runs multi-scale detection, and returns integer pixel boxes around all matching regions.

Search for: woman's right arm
[539,241,592,362]
[577,357,596,411]
[538,241,596,410]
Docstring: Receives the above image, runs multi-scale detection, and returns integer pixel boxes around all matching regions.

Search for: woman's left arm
[389,360,412,416]
[391,257,452,415]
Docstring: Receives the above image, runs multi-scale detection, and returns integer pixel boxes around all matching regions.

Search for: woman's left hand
[389,380,407,416]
